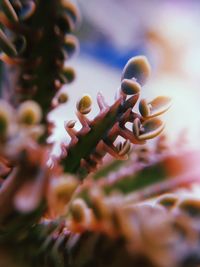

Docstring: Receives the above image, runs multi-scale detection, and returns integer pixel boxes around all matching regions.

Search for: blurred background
[51,0,200,151]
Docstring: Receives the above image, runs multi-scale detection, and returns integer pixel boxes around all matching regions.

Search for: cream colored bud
[116,142,123,152]
[18,1,36,21]
[157,194,178,209]
[121,56,151,86]
[121,78,141,95]
[52,176,78,204]
[65,120,76,129]
[118,140,131,156]
[179,199,200,217]
[58,93,68,104]
[139,99,151,118]
[76,94,92,114]
[18,101,42,125]
[132,118,141,137]
[71,198,87,222]
[136,118,165,141]
[139,96,172,118]
[64,34,79,59]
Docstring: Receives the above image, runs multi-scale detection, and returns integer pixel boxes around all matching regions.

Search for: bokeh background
[51,0,200,152]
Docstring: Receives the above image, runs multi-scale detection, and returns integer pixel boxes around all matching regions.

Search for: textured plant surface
[0,1,199,267]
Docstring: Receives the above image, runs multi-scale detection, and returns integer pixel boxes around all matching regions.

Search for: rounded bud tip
[52,176,78,203]
[65,120,76,129]
[139,99,151,117]
[58,93,68,104]
[121,78,141,95]
[121,55,151,86]
[136,118,165,141]
[18,101,42,125]
[71,198,87,222]
[76,94,92,114]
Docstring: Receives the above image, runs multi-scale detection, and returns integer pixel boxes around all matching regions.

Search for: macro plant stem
[0,1,198,267]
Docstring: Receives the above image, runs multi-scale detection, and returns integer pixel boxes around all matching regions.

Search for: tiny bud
[116,142,123,152]
[90,189,109,220]
[71,198,87,222]
[18,100,42,125]
[157,194,178,209]
[56,13,72,33]
[65,120,76,129]
[139,99,151,117]
[63,34,79,59]
[132,118,141,137]
[61,0,81,30]
[76,94,92,114]
[121,78,141,95]
[118,140,131,156]
[139,96,172,118]
[136,118,165,141]
[148,96,172,118]
[52,176,78,203]
[58,93,68,104]
[18,1,36,21]
[121,56,151,86]
[60,67,75,84]
[179,199,200,217]
[54,79,62,90]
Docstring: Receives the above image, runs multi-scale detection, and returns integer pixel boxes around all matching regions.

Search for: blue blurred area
[80,40,146,69]
[77,0,200,74]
